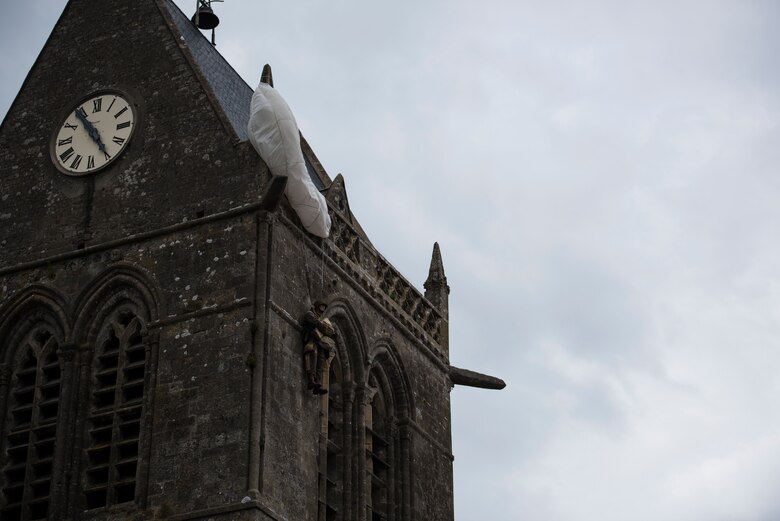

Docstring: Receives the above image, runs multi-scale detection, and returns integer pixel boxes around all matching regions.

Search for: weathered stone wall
[0,215,259,519]
[257,211,454,521]
[0,0,262,268]
[139,217,258,513]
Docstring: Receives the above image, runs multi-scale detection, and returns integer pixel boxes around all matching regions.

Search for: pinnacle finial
[424,241,450,336]
[261,64,274,88]
[426,242,446,284]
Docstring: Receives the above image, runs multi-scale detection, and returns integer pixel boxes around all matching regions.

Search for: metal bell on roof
[192,0,220,30]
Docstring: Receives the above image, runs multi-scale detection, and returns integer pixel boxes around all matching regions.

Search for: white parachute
[247,76,331,238]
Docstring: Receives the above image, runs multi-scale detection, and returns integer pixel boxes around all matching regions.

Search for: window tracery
[323,356,345,521]
[83,308,147,510]
[1,328,62,521]
[365,376,391,521]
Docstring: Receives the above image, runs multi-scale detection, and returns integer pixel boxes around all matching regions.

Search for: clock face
[52,92,136,175]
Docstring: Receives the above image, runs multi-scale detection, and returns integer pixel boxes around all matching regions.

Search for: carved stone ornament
[0,364,10,386]
[57,343,79,362]
[388,419,400,440]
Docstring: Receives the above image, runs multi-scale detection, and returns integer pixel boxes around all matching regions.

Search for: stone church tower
[0,1,502,520]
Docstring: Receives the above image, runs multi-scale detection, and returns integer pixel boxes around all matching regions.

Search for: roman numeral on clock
[58,137,72,146]
[112,136,126,145]
[114,106,128,119]
[59,147,75,162]
[87,156,95,169]
[92,98,102,113]
[70,155,83,169]
[116,121,131,131]
[64,123,78,131]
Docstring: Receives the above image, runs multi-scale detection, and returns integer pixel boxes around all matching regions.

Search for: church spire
[424,242,450,318]
[261,64,274,87]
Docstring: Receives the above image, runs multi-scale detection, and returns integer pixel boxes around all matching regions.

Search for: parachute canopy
[247,78,331,238]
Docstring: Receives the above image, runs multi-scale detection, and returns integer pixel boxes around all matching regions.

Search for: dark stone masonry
[0,1,502,520]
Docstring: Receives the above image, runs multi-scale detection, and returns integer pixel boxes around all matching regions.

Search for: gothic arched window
[1,327,62,521]
[365,372,392,521]
[83,308,147,510]
[323,355,345,521]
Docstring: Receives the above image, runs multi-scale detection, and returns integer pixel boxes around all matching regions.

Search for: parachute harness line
[300,220,327,301]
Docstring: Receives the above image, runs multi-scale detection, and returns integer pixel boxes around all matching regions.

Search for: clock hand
[74,108,108,155]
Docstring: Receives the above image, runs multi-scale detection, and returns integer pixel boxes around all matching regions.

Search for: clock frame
[50,90,137,176]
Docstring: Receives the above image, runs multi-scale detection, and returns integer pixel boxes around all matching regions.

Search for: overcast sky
[3,1,780,520]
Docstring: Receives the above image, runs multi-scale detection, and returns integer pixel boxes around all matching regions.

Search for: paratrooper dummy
[301,300,337,394]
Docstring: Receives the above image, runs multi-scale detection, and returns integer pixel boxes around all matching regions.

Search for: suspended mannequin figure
[301,300,337,394]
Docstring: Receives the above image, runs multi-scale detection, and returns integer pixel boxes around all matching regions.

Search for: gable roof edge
[0,2,74,133]
[301,134,333,188]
